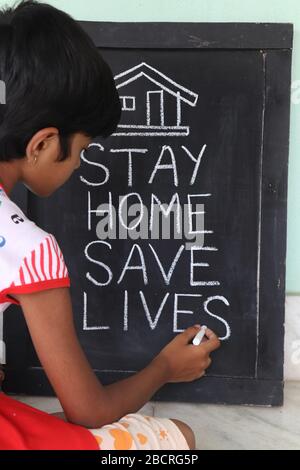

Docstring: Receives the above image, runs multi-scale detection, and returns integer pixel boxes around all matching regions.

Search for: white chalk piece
[192,325,207,346]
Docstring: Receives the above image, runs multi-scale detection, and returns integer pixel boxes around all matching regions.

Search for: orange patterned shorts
[88,414,190,450]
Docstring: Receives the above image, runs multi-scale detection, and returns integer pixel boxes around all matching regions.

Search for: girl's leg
[50,411,196,450]
[88,414,192,450]
[170,419,196,450]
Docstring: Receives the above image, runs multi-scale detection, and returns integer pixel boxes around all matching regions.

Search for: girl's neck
[0,162,22,197]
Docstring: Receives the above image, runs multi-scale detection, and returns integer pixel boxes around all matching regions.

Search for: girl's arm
[11,287,219,429]
[10,287,168,428]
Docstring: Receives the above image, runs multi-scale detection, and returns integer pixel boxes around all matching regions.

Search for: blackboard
[3,23,293,405]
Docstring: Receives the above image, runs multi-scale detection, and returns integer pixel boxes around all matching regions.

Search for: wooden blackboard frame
[3,23,293,406]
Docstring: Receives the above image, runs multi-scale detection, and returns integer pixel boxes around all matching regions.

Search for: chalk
[192,325,207,346]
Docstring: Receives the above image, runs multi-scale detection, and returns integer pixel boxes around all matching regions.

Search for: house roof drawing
[114,62,198,107]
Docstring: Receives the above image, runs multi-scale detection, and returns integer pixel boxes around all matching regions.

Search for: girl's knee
[170,419,196,450]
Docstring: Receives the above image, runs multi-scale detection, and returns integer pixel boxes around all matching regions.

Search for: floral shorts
[88,414,190,450]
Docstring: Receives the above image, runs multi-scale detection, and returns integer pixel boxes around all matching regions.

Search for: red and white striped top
[8,233,70,292]
[0,183,70,310]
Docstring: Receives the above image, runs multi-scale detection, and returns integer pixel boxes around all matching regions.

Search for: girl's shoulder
[0,188,70,308]
[0,185,49,259]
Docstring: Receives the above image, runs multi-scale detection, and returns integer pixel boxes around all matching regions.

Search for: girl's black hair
[0,0,121,162]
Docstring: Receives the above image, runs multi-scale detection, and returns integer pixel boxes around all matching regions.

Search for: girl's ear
[25,127,60,164]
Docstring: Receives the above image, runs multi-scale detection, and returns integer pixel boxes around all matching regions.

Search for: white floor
[12,381,300,450]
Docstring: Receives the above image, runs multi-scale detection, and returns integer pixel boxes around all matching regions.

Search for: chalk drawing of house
[113,62,199,137]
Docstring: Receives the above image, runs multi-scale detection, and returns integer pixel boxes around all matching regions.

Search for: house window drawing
[120,96,136,111]
[113,62,199,137]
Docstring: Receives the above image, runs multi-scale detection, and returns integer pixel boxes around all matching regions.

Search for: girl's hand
[153,325,221,383]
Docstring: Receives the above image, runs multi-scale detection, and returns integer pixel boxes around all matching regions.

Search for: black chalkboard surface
[3,23,293,405]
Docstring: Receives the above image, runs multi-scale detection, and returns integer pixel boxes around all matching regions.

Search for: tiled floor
[13,381,300,450]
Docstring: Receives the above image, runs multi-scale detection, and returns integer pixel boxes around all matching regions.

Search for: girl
[0,0,220,450]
